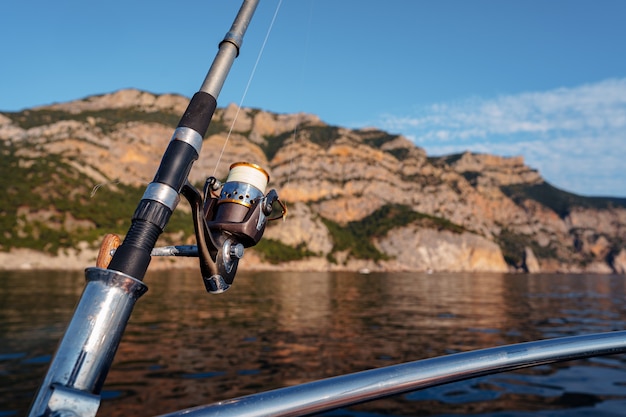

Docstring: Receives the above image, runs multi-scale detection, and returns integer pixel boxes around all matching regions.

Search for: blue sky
[1,1,625,197]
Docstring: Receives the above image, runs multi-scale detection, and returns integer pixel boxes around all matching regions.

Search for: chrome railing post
[28,268,147,417]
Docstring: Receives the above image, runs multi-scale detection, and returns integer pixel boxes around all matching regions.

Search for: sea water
[2,270,626,416]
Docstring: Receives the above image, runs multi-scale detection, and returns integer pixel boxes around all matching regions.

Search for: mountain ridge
[1,89,624,273]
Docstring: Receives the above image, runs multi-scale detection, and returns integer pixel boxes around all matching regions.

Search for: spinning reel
[181,162,286,293]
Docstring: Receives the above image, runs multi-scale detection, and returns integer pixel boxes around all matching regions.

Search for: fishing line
[90,180,121,198]
[213,0,283,177]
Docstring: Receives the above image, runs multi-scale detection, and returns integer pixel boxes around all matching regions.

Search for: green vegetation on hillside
[460,171,481,186]
[322,218,388,262]
[253,239,316,264]
[355,129,414,161]
[4,107,181,134]
[322,204,466,262]
[501,182,626,218]
[261,125,341,160]
[496,228,557,268]
[386,147,411,161]
[260,131,291,161]
[304,125,342,148]
[355,129,399,148]
[3,105,230,139]
[0,141,194,253]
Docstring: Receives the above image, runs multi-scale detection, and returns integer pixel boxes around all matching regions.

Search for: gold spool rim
[229,161,270,182]
[218,198,253,208]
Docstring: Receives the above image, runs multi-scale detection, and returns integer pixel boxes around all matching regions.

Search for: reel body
[182,162,285,293]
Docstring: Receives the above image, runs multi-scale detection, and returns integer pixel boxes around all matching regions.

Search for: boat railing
[157,330,626,417]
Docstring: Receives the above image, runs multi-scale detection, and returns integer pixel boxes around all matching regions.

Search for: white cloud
[378,78,626,197]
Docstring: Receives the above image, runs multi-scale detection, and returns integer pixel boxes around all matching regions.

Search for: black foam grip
[153,140,198,191]
[177,91,217,137]
[108,220,161,280]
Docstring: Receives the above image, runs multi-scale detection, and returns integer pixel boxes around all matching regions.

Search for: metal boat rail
[157,331,626,417]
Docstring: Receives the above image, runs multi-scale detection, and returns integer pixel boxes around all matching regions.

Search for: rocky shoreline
[2,245,623,274]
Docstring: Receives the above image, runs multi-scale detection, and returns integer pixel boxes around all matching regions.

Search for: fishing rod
[27,1,285,416]
[107,0,283,287]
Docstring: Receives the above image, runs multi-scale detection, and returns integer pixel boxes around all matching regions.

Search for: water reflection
[1,271,626,416]
[274,272,332,331]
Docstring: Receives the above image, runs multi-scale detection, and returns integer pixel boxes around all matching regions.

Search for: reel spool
[213,162,269,224]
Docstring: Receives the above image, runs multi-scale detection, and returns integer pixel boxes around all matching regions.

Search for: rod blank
[200,0,259,97]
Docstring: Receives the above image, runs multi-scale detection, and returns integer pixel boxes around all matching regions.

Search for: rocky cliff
[1,89,625,273]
